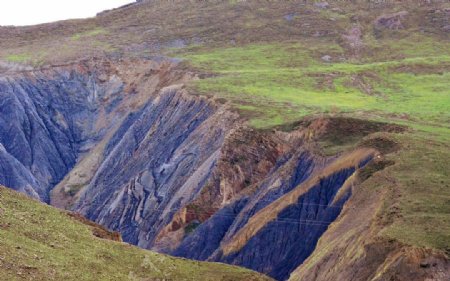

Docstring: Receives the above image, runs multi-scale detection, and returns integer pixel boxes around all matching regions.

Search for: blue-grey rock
[74,85,237,248]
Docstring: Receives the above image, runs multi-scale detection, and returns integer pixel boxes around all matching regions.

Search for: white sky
[0,0,134,26]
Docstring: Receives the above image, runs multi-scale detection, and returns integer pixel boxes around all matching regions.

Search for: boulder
[374,11,409,30]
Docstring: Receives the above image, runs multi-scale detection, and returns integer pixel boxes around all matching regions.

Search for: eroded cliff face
[0,59,189,203]
[166,145,375,280]
[73,86,237,248]
[2,58,442,281]
[0,64,110,201]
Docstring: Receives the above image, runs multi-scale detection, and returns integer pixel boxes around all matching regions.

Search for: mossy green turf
[4,54,31,63]
[0,187,271,281]
[177,38,450,130]
[71,28,107,41]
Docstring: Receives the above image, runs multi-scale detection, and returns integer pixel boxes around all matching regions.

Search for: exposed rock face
[0,58,189,204]
[74,85,237,248]
[168,147,375,281]
[0,67,108,201]
[0,61,386,280]
[0,142,44,199]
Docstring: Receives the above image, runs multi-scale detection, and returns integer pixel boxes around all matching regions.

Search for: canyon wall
[0,66,108,201]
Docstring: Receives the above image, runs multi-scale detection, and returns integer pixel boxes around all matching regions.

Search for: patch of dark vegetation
[358,158,395,181]
[230,155,248,165]
[359,136,401,155]
[67,213,122,242]
[185,220,201,236]
[276,116,405,135]
[214,97,229,104]
[272,120,303,132]
[315,117,405,140]
[66,184,85,197]
[391,62,450,75]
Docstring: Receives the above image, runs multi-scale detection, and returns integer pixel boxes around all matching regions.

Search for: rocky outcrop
[0,58,188,204]
[342,26,364,51]
[425,8,450,33]
[0,142,44,199]
[374,11,409,30]
[74,85,237,248]
[0,67,106,201]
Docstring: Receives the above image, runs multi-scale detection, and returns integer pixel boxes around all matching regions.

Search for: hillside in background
[0,1,449,280]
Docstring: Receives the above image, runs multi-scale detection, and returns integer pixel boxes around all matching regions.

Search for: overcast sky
[0,0,133,26]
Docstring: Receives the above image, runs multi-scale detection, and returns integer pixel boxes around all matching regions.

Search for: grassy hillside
[177,41,450,129]
[379,132,450,251]
[1,1,449,65]
[0,186,272,281]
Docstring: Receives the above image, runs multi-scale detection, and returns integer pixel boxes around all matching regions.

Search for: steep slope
[0,62,115,202]
[0,58,187,203]
[74,84,236,248]
[288,132,450,281]
[169,148,374,280]
[0,186,272,281]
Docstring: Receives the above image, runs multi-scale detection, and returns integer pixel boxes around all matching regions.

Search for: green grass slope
[178,41,450,129]
[0,186,272,281]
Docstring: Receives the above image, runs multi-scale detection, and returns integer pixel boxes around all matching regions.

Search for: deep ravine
[1,58,424,281]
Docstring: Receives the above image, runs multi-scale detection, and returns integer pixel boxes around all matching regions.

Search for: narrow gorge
[1,57,436,281]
